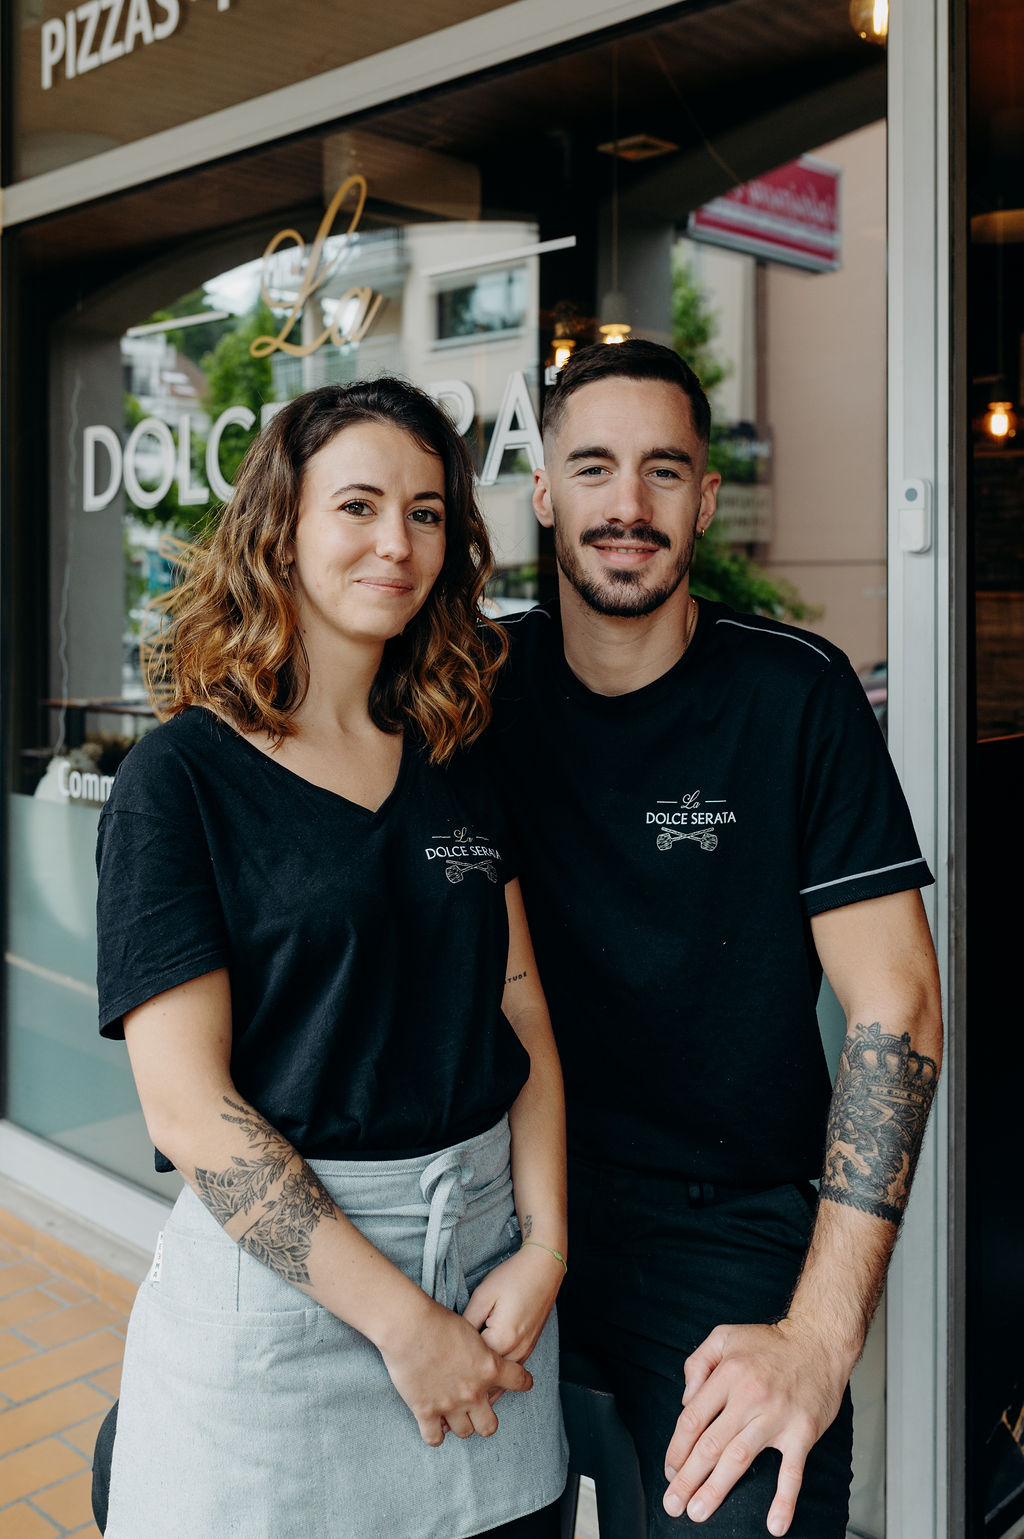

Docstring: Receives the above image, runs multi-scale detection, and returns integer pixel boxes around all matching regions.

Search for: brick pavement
[0,1207,133,1538]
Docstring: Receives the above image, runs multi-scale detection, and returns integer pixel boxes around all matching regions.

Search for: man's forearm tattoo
[819,1022,938,1225]
[193,1095,336,1286]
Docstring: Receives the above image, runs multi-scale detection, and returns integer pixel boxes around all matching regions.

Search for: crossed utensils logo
[656,829,718,853]
[445,828,499,884]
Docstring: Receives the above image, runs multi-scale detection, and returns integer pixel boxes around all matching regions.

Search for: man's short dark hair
[541,338,712,450]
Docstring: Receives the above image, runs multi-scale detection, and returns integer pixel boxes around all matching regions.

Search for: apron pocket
[107,1282,328,1539]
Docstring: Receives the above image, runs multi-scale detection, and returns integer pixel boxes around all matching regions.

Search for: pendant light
[599,45,631,344]
[982,200,1018,441]
[547,303,581,375]
[983,401,1017,441]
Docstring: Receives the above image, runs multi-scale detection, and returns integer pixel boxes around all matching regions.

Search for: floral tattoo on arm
[193,1096,336,1286]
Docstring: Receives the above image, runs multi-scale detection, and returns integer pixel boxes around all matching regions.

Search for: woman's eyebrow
[329,483,444,501]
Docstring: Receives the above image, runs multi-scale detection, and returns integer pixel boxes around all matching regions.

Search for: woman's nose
[375,510,412,560]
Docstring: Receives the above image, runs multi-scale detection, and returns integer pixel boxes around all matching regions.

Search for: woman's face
[288,420,447,652]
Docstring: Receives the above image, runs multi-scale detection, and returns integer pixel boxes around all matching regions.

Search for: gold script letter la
[249,175,384,360]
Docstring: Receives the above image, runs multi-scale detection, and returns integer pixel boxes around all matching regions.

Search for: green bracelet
[520,1239,567,1274]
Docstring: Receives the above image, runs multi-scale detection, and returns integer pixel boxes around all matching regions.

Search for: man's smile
[589,541,663,566]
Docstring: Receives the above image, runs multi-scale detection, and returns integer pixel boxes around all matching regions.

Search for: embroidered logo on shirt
[424,826,502,883]
[656,829,719,852]
[646,789,736,851]
[445,859,499,884]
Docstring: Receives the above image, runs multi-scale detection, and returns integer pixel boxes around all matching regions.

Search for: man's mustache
[580,523,672,550]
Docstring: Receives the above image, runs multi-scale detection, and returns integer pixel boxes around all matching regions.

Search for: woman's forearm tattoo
[819,1021,938,1225]
[193,1095,336,1286]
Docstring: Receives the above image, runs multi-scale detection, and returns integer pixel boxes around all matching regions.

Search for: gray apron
[105,1117,566,1539]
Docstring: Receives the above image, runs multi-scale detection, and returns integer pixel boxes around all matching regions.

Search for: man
[487,338,942,1537]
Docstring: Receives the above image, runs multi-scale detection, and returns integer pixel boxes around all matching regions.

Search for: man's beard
[552,514,696,619]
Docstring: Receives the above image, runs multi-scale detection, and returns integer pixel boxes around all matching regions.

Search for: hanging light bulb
[598,291,631,343]
[983,401,1017,440]
[552,312,577,370]
[849,0,888,42]
[546,303,582,375]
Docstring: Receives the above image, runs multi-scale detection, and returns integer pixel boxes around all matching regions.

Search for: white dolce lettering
[82,375,539,513]
[646,811,688,826]
[83,405,278,513]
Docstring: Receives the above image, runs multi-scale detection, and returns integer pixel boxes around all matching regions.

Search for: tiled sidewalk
[0,1207,134,1539]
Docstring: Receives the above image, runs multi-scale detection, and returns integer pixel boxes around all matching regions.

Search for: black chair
[91,1398,118,1533]
[558,1351,646,1539]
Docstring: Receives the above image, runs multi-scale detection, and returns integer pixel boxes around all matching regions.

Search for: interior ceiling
[16,0,884,285]
[13,0,516,174]
[370,0,875,159]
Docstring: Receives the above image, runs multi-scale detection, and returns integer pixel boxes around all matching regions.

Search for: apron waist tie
[419,1149,475,1311]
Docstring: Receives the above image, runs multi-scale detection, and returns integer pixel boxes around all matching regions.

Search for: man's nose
[607,472,648,524]
[376,510,413,560]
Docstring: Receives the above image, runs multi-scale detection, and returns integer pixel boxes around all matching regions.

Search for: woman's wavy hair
[145,378,508,764]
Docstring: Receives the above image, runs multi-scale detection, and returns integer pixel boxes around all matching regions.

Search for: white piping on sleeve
[799,856,930,896]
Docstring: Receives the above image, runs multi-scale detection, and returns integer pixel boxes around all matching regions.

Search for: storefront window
[4,0,890,1516]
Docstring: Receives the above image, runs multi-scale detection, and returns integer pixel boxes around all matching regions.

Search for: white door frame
[885,0,957,1534]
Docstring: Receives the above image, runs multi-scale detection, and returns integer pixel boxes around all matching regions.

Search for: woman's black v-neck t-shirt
[96,707,528,1168]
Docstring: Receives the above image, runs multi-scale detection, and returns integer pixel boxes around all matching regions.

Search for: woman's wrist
[519,1239,567,1274]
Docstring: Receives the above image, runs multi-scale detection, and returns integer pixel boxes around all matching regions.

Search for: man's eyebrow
[644,447,695,467]
[562,446,696,468]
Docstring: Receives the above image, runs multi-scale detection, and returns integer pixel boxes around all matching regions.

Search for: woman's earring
[278,559,292,581]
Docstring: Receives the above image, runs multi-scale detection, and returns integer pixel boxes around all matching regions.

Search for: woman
[96,379,568,1538]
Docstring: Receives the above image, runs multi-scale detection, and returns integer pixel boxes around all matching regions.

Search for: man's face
[533,377,720,618]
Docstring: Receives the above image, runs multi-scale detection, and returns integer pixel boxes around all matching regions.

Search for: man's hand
[662,1317,851,1535]
[661,893,941,1532]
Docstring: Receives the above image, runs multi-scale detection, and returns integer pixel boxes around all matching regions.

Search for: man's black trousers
[558,1154,854,1539]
